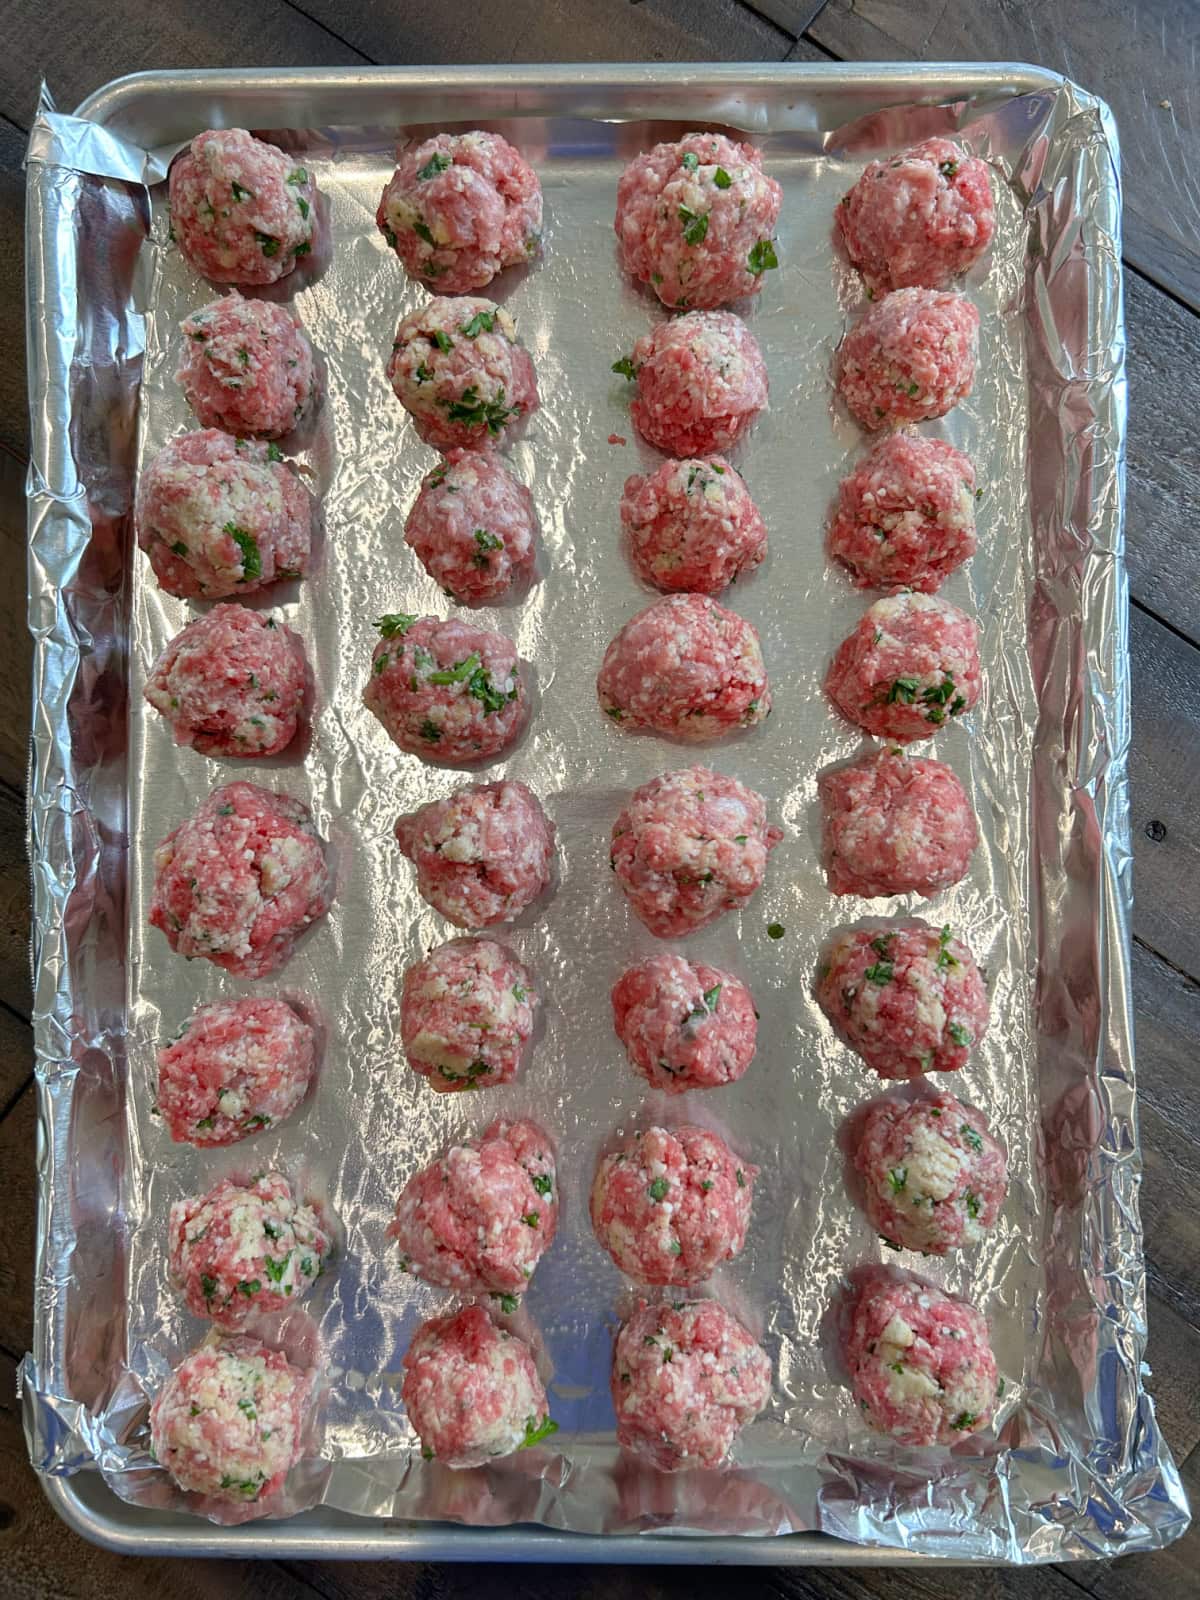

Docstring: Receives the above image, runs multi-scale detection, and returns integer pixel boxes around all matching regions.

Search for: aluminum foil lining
[20,70,1189,1559]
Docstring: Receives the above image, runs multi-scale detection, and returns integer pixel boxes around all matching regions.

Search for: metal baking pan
[20,63,1188,1563]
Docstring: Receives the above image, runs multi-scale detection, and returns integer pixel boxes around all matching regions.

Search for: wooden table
[2,3,1198,1594]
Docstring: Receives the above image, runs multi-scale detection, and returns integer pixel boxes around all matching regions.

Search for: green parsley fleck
[520,1414,559,1449]
[747,238,778,274]
[531,1173,552,1197]
[713,166,733,189]
[864,961,894,984]
[445,384,516,435]
[264,1252,292,1284]
[951,1410,978,1430]
[237,1279,261,1297]
[888,1167,907,1194]
[473,528,503,565]
[681,151,699,172]
[494,1293,519,1315]
[432,329,453,353]
[230,180,253,202]
[376,613,417,638]
[736,1168,746,1188]
[255,232,280,257]
[237,1398,257,1420]
[887,676,919,704]
[418,151,452,181]
[461,310,497,338]
[612,355,636,380]
[512,983,527,1002]
[287,167,308,186]
[948,1022,972,1047]
[767,922,785,940]
[521,1211,540,1228]
[171,540,188,557]
[648,1177,670,1202]
[201,1273,217,1301]
[413,220,435,246]
[939,159,959,179]
[428,651,481,686]
[678,205,709,246]
[961,1123,984,1151]
[224,523,261,582]
[965,1191,981,1220]
[419,718,442,743]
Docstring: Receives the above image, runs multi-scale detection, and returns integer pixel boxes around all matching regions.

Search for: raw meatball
[387,296,538,453]
[598,594,770,741]
[377,131,542,294]
[150,1335,309,1503]
[843,1269,999,1444]
[156,997,316,1146]
[611,765,781,938]
[820,747,978,898]
[363,613,526,764]
[402,1304,554,1469]
[149,781,333,978]
[136,430,313,600]
[838,288,979,430]
[621,456,766,594]
[615,131,782,310]
[837,138,995,296]
[825,593,982,742]
[389,1117,558,1296]
[176,292,315,438]
[612,954,757,1093]
[169,1171,332,1329]
[852,1091,1008,1253]
[620,311,767,456]
[395,779,554,929]
[829,433,977,593]
[400,937,536,1093]
[590,1124,756,1286]
[405,450,537,605]
[144,604,306,758]
[169,129,317,287]
[817,919,989,1079]
[612,1299,771,1471]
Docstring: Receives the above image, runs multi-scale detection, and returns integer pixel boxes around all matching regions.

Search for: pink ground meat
[150,781,333,978]
[169,1171,332,1329]
[817,919,990,1080]
[136,430,313,600]
[843,1268,999,1444]
[621,456,767,594]
[612,1298,771,1471]
[405,450,537,605]
[394,779,555,929]
[598,593,769,741]
[820,747,978,898]
[614,131,782,311]
[825,593,982,742]
[402,1303,554,1468]
[837,138,995,297]
[389,1117,558,1297]
[400,936,536,1094]
[611,765,781,938]
[377,131,542,294]
[157,997,316,1146]
[363,613,526,764]
[838,288,979,430]
[144,604,306,758]
[150,1335,309,1504]
[177,292,316,438]
[590,1124,756,1286]
[387,296,538,453]
[621,311,767,456]
[611,954,757,1094]
[169,130,317,287]
[852,1091,1008,1254]
[829,433,977,593]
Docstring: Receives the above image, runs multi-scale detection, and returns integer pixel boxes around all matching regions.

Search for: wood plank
[0,119,28,462]
[0,784,30,1023]
[0,445,32,798]
[807,0,1200,312]
[0,1078,35,1358]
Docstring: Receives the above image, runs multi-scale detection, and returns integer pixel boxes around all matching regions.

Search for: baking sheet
[20,65,1188,1562]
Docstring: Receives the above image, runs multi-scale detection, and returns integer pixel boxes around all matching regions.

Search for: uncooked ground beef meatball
[838,289,979,431]
[612,1298,771,1471]
[400,936,536,1093]
[590,1123,756,1286]
[389,1117,558,1297]
[615,131,781,310]
[169,129,317,287]
[394,779,554,929]
[825,593,982,742]
[620,311,767,456]
[136,430,313,600]
[611,765,781,938]
[169,1171,332,1329]
[377,131,542,294]
[837,138,995,296]
[817,919,989,1079]
[829,433,977,593]
[621,456,767,594]
[387,296,538,452]
[611,953,757,1093]
[177,292,316,438]
[405,450,537,605]
[843,1268,999,1444]
[597,593,770,740]
[820,746,978,898]
[149,781,333,978]
[402,1304,555,1469]
[363,613,526,764]
[144,604,306,758]
[851,1091,1008,1253]
[157,997,316,1146]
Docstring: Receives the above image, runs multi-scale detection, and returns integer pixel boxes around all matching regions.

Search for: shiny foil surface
[20,67,1188,1561]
